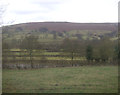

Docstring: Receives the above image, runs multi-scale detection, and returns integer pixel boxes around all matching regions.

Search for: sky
[0,0,119,25]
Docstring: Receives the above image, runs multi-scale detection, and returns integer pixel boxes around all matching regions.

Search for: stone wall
[2,60,118,69]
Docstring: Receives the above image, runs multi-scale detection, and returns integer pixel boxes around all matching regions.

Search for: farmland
[3,50,86,61]
[2,22,119,93]
[3,22,118,44]
[3,29,116,43]
[3,66,118,93]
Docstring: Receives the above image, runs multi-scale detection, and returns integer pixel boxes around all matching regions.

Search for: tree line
[3,35,119,63]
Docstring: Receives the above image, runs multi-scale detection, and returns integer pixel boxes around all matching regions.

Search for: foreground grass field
[3,66,118,93]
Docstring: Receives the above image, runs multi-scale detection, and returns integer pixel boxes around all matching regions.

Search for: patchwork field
[3,66,118,93]
[2,22,118,93]
[3,50,86,62]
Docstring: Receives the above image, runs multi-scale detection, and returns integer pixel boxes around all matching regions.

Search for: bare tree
[61,38,80,61]
[0,1,8,26]
[20,35,40,68]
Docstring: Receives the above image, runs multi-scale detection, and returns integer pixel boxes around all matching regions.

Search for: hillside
[4,22,117,32]
[2,22,118,44]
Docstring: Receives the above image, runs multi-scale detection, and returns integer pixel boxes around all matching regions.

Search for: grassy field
[3,50,86,61]
[3,66,118,93]
[3,28,113,43]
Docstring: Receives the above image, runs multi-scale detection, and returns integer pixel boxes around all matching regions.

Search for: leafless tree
[20,35,40,68]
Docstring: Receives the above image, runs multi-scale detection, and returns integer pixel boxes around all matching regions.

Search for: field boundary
[2,60,118,69]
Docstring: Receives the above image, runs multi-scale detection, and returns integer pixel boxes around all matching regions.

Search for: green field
[3,66,118,93]
[3,28,114,43]
[3,50,86,61]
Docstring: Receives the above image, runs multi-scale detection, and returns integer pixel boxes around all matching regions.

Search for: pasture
[3,66,118,93]
[3,50,86,62]
[3,29,113,43]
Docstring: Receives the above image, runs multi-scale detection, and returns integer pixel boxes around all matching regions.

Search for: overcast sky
[1,0,119,25]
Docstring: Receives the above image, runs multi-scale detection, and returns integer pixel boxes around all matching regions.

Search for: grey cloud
[12,9,50,15]
[30,0,63,10]
[11,0,62,15]
[30,0,62,5]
